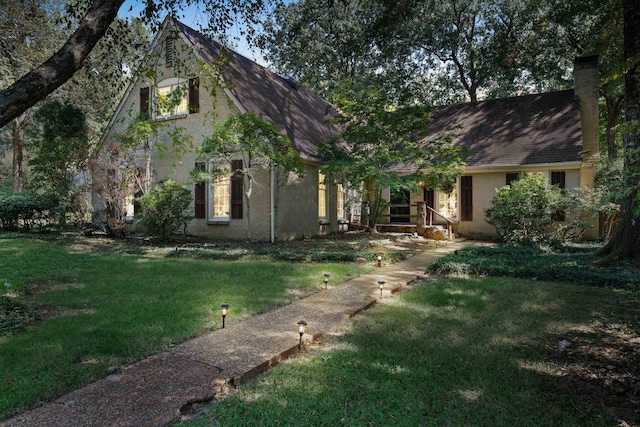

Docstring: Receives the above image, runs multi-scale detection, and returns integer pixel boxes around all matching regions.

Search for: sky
[118,0,290,66]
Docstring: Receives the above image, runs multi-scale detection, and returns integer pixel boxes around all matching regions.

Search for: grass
[178,276,637,427]
[0,233,366,419]
[174,243,640,426]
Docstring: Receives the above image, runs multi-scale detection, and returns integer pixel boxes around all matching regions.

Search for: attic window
[155,78,188,119]
[165,38,174,67]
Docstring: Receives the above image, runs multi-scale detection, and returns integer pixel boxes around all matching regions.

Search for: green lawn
[179,275,638,426]
[0,233,366,418]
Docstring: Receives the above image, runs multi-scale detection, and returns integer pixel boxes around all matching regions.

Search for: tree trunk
[0,0,124,128]
[600,0,640,263]
[605,94,624,159]
[11,113,28,192]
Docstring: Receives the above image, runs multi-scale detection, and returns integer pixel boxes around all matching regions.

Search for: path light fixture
[377,254,382,267]
[323,272,330,290]
[220,303,229,329]
[297,320,308,350]
[378,280,385,298]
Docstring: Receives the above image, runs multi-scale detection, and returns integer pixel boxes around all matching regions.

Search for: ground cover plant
[427,244,640,288]
[0,232,378,419]
[177,274,639,426]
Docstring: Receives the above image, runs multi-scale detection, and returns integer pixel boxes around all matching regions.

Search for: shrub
[485,173,563,245]
[136,180,193,240]
[0,191,57,231]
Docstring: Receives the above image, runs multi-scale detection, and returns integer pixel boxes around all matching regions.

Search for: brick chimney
[574,55,600,177]
[574,55,600,238]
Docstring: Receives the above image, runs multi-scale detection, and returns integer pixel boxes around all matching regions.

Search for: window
[156,78,188,118]
[318,173,327,218]
[209,163,231,221]
[506,172,520,186]
[438,185,457,219]
[337,184,345,219]
[551,171,566,221]
[460,176,472,221]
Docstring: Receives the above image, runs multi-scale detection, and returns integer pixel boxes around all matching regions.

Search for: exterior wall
[375,166,583,239]
[277,164,325,240]
[455,167,582,239]
[94,22,333,241]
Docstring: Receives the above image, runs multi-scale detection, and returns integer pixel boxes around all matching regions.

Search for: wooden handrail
[424,205,454,224]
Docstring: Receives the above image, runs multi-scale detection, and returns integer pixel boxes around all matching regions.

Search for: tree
[369,0,576,103]
[320,84,463,232]
[600,0,640,262]
[198,112,304,240]
[259,0,382,101]
[0,0,67,191]
[0,0,273,129]
[28,101,91,225]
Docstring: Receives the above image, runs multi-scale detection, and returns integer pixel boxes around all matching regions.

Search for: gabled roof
[175,20,339,161]
[424,89,583,168]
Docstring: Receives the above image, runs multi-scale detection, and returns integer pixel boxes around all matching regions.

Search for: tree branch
[0,0,124,128]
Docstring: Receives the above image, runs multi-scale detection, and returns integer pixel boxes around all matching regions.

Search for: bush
[485,173,563,245]
[0,191,57,231]
[136,180,193,240]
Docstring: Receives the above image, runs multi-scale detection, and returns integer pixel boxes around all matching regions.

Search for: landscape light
[323,273,330,290]
[220,303,229,328]
[297,320,308,350]
[378,280,385,298]
[377,254,382,267]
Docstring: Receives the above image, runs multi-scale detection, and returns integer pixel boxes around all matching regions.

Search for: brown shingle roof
[424,89,583,168]
[177,21,339,160]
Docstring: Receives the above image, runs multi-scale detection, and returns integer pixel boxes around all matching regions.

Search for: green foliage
[27,101,91,226]
[0,191,57,231]
[485,173,564,245]
[321,85,464,231]
[136,180,193,240]
[428,245,640,288]
[199,112,304,177]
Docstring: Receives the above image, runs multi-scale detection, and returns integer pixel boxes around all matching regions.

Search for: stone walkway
[1,240,466,427]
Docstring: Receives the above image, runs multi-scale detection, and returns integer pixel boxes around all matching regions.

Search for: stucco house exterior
[93,18,345,241]
[375,55,600,240]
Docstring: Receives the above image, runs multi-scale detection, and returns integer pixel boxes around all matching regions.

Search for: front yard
[1,232,639,425]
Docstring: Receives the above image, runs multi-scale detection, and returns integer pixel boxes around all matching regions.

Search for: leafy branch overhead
[320,85,465,231]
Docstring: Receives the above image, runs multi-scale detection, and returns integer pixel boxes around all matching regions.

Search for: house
[93,18,345,241]
[375,55,600,240]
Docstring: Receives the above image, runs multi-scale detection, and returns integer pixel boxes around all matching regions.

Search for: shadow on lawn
[188,276,638,426]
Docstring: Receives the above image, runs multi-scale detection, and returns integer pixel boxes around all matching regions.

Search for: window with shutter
[460,176,473,221]
[231,160,243,219]
[194,162,206,219]
[188,78,199,113]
